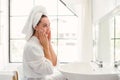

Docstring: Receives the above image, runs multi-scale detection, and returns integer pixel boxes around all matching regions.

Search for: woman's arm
[38,30,57,66]
[49,43,57,66]
[47,30,57,66]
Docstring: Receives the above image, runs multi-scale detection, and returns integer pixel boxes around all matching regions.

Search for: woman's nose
[47,26,50,30]
[46,27,50,33]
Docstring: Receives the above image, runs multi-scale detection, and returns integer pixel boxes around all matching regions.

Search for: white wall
[75,0,93,62]
[62,0,93,62]
[81,0,93,62]
[69,0,94,62]
[74,5,82,62]
[92,0,115,23]
[0,0,9,69]
[116,0,120,6]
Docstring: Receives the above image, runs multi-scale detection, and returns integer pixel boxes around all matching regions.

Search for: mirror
[93,5,120,66]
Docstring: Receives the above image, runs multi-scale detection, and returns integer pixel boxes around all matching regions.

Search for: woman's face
[35,17,50,35]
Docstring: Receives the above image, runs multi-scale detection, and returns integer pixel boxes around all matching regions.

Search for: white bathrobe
[23,36,66,80]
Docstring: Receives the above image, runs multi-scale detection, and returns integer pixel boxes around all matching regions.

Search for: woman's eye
[43,25,47,27]
[43,24,50,27]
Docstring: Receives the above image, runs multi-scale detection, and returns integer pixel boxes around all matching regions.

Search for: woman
[22,5,66,80]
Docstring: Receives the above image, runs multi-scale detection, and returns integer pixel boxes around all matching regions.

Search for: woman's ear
[34,26,38,31]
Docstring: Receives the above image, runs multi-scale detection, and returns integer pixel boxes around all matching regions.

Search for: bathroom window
[111,15,120,62]
[9,0,78,62]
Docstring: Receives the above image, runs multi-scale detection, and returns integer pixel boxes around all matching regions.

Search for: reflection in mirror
[93,5,120,67]
[113,15,120,63]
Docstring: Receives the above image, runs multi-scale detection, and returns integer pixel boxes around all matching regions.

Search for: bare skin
[34,17,57,66]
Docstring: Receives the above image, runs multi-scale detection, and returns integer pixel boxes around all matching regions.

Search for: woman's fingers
[47,30,51,41]
[38,30,49,49]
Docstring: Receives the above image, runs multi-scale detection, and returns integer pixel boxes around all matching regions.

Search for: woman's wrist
[43,45,49,51]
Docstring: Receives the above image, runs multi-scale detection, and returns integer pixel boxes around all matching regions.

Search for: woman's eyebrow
[42,22,50,25]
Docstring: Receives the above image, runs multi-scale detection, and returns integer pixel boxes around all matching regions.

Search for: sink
[58,62,119,80]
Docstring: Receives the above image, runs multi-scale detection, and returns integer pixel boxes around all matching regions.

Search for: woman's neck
[33,31,38,38]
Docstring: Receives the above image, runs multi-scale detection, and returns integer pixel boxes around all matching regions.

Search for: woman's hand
[38,30,49,50]
[47,30,51,42]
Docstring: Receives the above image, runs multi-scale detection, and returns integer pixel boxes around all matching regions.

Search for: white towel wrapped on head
[22,5,47,40]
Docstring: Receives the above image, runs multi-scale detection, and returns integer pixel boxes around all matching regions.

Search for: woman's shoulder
[24,36,42,49]
[23,36,44,58]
